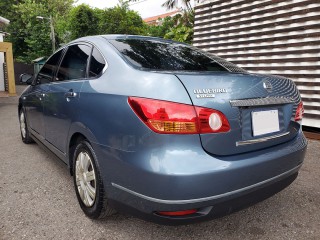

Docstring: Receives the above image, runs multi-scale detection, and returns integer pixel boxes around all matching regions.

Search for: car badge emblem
[193,88,228,98]
[263,80,272,92]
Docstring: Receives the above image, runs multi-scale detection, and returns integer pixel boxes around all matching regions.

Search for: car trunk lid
[175,72,302,156]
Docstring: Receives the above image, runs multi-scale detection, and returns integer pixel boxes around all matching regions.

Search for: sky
[75,0,175,19]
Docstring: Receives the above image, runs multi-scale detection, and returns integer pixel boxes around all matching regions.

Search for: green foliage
[65,3,146,39]
[145,11,194,44]
[68,4,101,40]
[0,0,22,20]
[97,5,146,35]
[164,25,193,43]
[1,0,195,63]
[3,0,74,63]
[162,0,193,14]
[6,0,52,62]
[146,16,176,38]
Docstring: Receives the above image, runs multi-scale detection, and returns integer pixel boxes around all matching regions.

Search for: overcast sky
[75,0,174,19]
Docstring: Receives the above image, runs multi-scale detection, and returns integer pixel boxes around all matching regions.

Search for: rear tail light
[294,101,304,122]
[194,107,230,133]
[128,97,230,134]
[156,209,198,216]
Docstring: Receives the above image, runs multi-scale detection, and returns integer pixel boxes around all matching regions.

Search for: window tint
[56,44,91,81]
[109,39,227,72]
[89,47,106,78]
[36,49,63,84]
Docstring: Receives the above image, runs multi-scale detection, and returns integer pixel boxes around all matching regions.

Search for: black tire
[73,140,116,219]
[19,108,34,144]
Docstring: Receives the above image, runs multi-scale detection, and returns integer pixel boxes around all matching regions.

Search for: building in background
[0,16,10,92]
[143,10,181,25]
[193,0,320,129]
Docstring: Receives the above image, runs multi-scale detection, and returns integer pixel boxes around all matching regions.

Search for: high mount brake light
[295,101,304,122]
[128,97,230,134]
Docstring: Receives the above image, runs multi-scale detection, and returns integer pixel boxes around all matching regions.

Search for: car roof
[74,34,188,46]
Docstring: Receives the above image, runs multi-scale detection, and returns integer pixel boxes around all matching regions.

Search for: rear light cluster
[294,101,304,122]
[128,97,230,134]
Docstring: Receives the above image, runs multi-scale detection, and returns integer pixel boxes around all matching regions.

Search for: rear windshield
[109,39,228,72]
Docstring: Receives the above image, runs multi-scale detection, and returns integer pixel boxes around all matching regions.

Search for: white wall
[193,0,320,128]
[0,33,4,91]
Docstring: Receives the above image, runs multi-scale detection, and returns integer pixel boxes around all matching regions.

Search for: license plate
[251,110,280,137]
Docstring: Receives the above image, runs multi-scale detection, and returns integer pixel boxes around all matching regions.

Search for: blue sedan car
[18,35,307,224]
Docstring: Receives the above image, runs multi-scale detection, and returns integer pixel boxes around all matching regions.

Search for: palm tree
[162,0,192,13]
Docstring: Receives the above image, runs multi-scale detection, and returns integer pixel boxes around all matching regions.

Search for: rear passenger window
[56,44,91,81]
[89,47,106,78]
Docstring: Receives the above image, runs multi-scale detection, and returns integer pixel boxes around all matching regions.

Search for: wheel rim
[20,111,26,139]
[75,151,96,207]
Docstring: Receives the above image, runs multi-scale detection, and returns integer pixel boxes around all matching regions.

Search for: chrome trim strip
[236,131,290,146]
[230,97,294,107]
[111,163,301,205]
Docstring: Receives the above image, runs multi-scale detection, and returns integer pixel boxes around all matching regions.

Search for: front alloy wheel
[19,109,33,144]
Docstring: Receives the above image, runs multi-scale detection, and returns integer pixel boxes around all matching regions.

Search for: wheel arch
[18,103,22,114]
[67,122,99,176]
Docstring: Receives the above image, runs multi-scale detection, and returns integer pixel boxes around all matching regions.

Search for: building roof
[143,10,181,25]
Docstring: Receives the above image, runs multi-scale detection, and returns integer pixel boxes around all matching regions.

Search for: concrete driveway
[0,86,319,240]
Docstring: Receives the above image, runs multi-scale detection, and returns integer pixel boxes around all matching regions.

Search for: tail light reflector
[156,209,197,216]
[294,102,304,122]
[128,97,230,134]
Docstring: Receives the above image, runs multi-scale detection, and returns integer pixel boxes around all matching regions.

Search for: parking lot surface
[0,86,319,240]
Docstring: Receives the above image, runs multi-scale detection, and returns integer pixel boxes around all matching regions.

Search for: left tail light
[128,97,230,134]
[294,101,304,122]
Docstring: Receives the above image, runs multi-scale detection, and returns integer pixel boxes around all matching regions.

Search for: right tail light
[294,101,304,122]
[128,97,230,134]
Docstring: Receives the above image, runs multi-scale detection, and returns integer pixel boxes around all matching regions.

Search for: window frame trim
[33,40,109,85]
[33,47,67,85]
[54,42,93,83]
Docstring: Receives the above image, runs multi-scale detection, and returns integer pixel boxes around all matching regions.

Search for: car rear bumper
[109,171,298,225]
[93,130,307,224]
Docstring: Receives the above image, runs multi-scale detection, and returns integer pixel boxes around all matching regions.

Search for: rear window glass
[109,39,227,72]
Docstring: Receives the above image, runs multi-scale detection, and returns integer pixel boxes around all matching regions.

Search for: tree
[0,0,24,19]
[164,25,193,43]
[68,4,101,40]
[162,0,192,13]
[3,0,74,63]
[145,11,194,43]
[128,0,195,43]
[98,4,146,35]
[146,16,176,38]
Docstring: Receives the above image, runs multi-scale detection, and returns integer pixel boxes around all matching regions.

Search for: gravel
[0,86,319,240]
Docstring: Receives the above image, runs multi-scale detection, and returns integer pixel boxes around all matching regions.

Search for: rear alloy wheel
[73,140,116,219]
[75,150,96,207]
[19,109,34,144]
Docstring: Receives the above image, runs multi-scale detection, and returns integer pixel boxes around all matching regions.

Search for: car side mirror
[19,73,33,85]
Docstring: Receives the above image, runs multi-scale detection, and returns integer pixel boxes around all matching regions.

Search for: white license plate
[251,110,280,137]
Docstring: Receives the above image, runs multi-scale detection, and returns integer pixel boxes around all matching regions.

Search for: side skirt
[29,129,69,168]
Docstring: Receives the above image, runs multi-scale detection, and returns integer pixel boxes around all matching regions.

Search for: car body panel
[44,80,84,153]
[175,73,301,155]
[94,128,306,202]
[22,83,50,137]
[18,35,307,224]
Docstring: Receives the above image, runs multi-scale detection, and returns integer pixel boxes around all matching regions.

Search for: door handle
[36,93,46,99]
[64,90,77,98]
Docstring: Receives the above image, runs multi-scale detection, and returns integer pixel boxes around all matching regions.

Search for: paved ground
[0,86,319,240]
